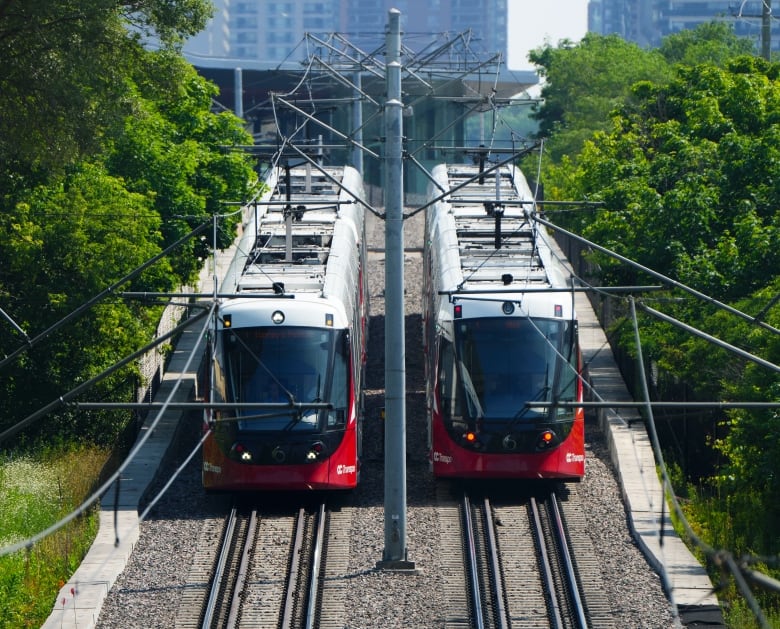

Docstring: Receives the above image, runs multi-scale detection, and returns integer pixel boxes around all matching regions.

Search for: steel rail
[461,494,485,629]
[548,493,589,629]
[482,497,510,629]
[226,510,259,628]
[305,503,328,629]
[281,508,308,629]
[202,507,239,629]
[530,497,565,629]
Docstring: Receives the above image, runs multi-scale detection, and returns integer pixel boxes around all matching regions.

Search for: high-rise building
[185,0,508,65]
[589,0,775,53]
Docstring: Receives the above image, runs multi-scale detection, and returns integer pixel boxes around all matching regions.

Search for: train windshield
[445,317,577,423]
[220,326,349,431]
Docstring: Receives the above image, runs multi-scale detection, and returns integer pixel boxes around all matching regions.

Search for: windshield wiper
[507,385,551,428]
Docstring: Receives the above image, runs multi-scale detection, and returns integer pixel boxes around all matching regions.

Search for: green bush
[0,445,107,628]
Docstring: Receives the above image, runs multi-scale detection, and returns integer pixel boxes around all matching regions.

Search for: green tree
[561,58,780,298]
[106,49,256,281]
[0,0,213,189]
[0,1,258,443]
[0,163,166,441]
[528,24,758,179]
[659,21,757,67]
[685,279,780,561]
[527,33,672,163]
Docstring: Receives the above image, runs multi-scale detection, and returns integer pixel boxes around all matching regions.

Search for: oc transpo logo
[337,464,357,475]
[433,451,453,464]
[566,452,585,463]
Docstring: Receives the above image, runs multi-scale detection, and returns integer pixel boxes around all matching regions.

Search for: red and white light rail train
[201,162,368,491]
[422,162,585,481]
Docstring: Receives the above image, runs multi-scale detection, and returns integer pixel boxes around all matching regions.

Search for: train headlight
[501,301,515,315]
[306,441,325,461]
[271,310,285,324]
[231,442,253,463]
[536,429,557,450]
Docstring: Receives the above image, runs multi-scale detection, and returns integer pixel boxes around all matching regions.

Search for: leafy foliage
[0,164,166,440]
[0,0,213,187]
[658,21,757,67]
[528,33,672,162]
[561,58,780,299]
[106,50,257,281]
[0,1,257,444]
[530,26,780,574]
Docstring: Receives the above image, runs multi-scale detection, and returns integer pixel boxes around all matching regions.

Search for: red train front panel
[202,406,359,492]
[428,314,585,482]
[202,301,360,492]
[429,405,585,480]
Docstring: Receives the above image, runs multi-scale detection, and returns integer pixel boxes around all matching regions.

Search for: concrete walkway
[575,285,725,627]
[41,244,239,629]
[41,319,206,629]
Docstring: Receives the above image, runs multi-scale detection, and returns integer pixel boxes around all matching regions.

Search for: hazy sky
[506,1,590,71]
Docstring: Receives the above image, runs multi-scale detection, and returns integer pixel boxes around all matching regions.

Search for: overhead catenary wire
[637,301,780,373]
[533,212,780,337]
[628,297,773,629]
[0,306,209,447]
[0,301,215,558]
[537,221,780,375]
[0,221,210,371]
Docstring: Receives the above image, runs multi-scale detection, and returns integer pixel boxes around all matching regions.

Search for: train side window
[327,330,349,428]
[438,339,460,420]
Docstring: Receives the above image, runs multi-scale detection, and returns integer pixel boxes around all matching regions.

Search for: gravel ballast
[97,206,678,629]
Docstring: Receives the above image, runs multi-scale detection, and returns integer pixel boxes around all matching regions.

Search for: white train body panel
[423,162,585,481]
[427,163,575,328]
[204,163,368,491]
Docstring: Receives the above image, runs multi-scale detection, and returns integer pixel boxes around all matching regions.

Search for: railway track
[174,501,331,629]
[440,484,615,629]
[526,492,588,628]
[461,494,510,628]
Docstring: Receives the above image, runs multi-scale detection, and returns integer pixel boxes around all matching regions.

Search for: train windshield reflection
[448,317,576,422]
[220,326,348,431]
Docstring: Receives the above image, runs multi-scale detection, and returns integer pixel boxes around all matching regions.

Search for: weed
[0,445,109,629]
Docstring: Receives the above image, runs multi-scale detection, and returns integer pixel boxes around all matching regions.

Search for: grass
[0,445,109,629]
[666,462,780,629]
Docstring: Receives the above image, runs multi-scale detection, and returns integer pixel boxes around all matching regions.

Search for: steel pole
[234,67,243,119]
[353,70,364,175]
[763,0,772,61]
[378,8,414,570]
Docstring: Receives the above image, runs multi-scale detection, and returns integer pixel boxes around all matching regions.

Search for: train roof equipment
[428,162,575,323]
[219,162,366,328]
